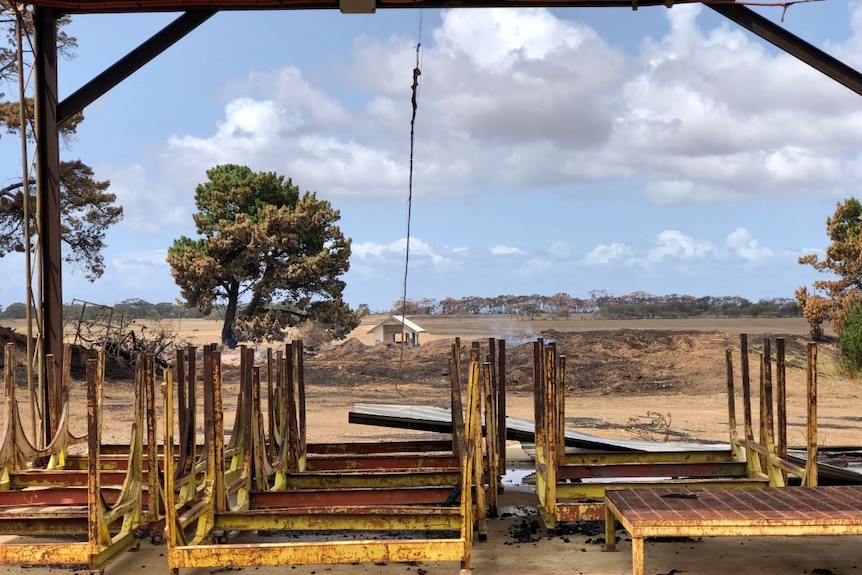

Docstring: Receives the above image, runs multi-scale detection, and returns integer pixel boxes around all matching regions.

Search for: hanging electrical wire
[399,45,421,331]
[394,16,423,393]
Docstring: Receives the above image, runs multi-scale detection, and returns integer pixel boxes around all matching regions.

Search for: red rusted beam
[250,486,458,508]
[304,454,459,471]
[557,461,748,480]
[21,0,701,13]
[0,486,120,506]
[307,440,452,455]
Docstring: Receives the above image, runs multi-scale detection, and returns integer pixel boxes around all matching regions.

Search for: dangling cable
[396,30,423,393]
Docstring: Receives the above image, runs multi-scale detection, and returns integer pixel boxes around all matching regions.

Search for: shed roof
[367,315,426,334]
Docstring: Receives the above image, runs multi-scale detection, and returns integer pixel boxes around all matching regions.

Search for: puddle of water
[501,466,536,492]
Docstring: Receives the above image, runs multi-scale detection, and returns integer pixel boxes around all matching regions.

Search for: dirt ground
[1,318,861,574]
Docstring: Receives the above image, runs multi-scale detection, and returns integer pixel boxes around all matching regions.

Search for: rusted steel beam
[448,338,464,457]
[162,367,180,548]
[462,349,481,556]
[215,508,463,532]
[557,461,748,480]
[86,358,104,550]
[776,338,787,463]
[22,0,703,13]
[496,339,507,472]
[211,346,228,514]
[33,6,63,447]
[482,358,499,516]
[307,440,452,455]
[557,478,767,501]
[807,343,818,486]
[740,334,753,442]
[280,469,461,489]
[726,348,741,459]
[557,353,566,455]
[0,516,93,535]
[556,502,607,523]
[304,453,458,471]
[563,449,737,465]
[168,538,468,569]
[0,542,91,564]
[9,470,146,488]
[296,340,307,458]
[250,486,459,508]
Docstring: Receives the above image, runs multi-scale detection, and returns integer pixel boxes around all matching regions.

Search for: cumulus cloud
[725,227,775,261]
[352,237,462,270]
[647,230,720,263]
[94,0,862,294]
[584,243,634,265]
[163,68,407,200]
[490,245,525,255]
[154,4,862,210]
[582,228,780,269]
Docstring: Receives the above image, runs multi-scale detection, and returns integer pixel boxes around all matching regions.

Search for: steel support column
[709,3,862,98]
[33,6,63,443]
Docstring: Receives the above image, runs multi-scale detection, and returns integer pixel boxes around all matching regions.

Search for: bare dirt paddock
[1,315,860,575]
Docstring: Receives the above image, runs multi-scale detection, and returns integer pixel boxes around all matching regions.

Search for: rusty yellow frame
[726,335,818,487]
[0,346,147,573]
[163,343,481,574]
[533,336,768,529]
[256,340,491,537]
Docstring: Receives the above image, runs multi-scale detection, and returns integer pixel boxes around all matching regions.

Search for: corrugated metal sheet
[349,403,730,453]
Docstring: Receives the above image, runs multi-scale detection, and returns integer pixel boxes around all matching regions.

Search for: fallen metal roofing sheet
[348,403,730,453]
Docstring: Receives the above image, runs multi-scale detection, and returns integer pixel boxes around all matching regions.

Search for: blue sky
[0,1,859,312]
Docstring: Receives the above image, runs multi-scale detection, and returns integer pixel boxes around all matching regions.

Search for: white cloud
[150,4,862,208]
[490,244,525,255]
[725,227,775,261]
[163,69,408,201]
[352,237,461,270]
[245,67,351,130]
[584,243,634,265]
[647,230,719,263]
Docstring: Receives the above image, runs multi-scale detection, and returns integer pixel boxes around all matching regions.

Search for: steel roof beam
[709,2,862,98]
[24,0,700,14]
[58,10,216,125]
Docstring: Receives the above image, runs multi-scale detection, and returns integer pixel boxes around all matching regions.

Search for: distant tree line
[0,291,803,323]
[0,298,207,321]
[389,291,801,320]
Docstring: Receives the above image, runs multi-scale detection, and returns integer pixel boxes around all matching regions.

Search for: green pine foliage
[840,303,862,373]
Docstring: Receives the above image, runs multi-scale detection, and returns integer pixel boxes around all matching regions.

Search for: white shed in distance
[367,315,426,347]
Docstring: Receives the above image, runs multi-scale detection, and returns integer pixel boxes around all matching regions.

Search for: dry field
[172,313,830,346]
